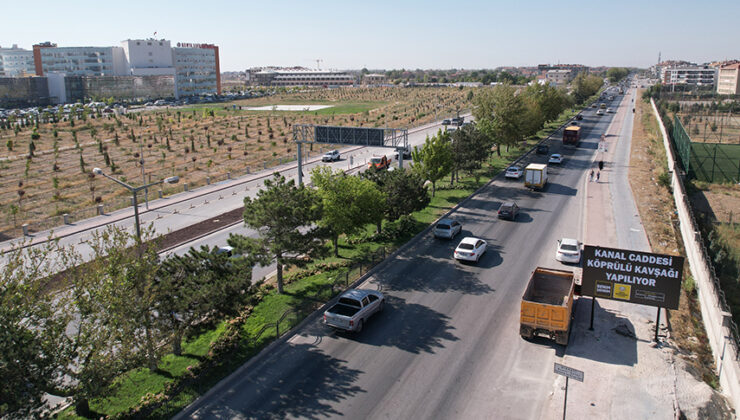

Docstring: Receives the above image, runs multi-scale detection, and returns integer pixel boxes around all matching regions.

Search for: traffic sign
[554,362,584,382]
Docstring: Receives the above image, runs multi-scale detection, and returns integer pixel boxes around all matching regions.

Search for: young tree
[311,167,385,255]
[236,173,325,293]
[0,239,76,418]
[411,130,453,196]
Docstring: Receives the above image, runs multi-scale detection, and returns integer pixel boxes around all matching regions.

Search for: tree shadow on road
[190,343,366,420]
[337,295,459,355]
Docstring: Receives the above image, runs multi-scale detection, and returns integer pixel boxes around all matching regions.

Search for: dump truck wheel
[555,330,569,346]
[520,325,534,339]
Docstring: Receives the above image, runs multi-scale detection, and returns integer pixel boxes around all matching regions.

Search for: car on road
[591,103,597,108]
[576,113,583,120]
[434,218,462,239]
[596,109,604,116]
[606,108,614,113]
[323,289,384,332]
[555,238,582,263]
[548,154,563,164]
[497,201,520,220]
[454,237,487,263]
[442,119,451,125]
[322,150,341,162]
[505,165,523,179]
[394,147,411,160]
[368,155,391,170]
[451,116,464,126]
[600,103,606,109]
[536,144,549,154]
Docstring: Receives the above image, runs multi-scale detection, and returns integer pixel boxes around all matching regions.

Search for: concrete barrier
[651,98,740,410]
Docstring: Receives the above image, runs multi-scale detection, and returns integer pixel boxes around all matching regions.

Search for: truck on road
[563,126,581,147]
[520,267,575,345]
[323,289,385,332]
[524,163,548,190]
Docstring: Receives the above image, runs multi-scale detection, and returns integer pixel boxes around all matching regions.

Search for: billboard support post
[655,307,661,342]
[589,297,596,331]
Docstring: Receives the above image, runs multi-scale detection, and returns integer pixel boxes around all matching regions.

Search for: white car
[454,237,487,263]
[596,109,604,116]
[555,238,582,263]
[606,108,614,113]
[322,150,340,162]
[505,166,523,179]
[548,154,563,164]
[434,218,462,239]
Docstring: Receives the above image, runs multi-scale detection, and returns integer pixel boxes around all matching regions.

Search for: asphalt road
[176,95,625,419]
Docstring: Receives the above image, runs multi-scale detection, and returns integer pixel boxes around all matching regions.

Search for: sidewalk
[541,92,729,419]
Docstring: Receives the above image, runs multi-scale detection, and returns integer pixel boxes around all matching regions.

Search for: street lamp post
[92,168,179,242]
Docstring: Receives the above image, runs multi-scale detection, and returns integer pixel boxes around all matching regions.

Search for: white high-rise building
[120,39,175,76]
[0,44,34,76]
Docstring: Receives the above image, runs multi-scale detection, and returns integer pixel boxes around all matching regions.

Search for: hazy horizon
[3,0,739,72]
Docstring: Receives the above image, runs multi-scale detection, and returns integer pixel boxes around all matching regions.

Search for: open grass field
[0,87,472,239]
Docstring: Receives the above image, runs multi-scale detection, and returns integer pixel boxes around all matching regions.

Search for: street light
[92,168,179,242]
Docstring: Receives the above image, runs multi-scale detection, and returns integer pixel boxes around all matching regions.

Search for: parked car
[555,238,582,263]
[549,154,563,164]
[505,166,523,179]
[454,237,487,263]
[434,218,462,239]
[536,144,549,155]
[323,289,384,332]
[322,150,341,162]
[442,119,451,125]
[497,201,520,220]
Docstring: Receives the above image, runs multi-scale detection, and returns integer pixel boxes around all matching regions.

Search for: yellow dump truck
[520,267,575,345]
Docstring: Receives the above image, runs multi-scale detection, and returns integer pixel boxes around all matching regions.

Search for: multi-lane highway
[175,93,627,419]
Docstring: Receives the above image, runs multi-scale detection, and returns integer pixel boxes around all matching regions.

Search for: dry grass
[630,94,719,387]
[0,87,471,237]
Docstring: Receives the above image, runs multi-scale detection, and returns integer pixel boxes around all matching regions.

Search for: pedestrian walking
[596,171,600,182]
[589,169,594,182]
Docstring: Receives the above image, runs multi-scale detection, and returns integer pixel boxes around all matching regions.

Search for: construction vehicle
[520,267,576,345]
[563,126,581,147]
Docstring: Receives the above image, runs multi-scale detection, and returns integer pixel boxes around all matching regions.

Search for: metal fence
[131,246,390,419]
[672,116,740,183]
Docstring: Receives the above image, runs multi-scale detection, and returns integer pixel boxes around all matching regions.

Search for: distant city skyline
[3,0,739,71]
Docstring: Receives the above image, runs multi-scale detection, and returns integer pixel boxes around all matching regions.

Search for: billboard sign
[581,245,683,310]
[314,126,385,146]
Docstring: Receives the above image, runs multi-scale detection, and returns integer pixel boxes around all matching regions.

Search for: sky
[2,0,739,71]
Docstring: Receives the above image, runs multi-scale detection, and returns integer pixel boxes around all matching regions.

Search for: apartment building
[717,63,740,95]
[661,65,717,87]
[121,39,176,76]
[545,69,572,85]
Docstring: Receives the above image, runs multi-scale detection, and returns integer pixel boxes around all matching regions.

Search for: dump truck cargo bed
[520,267,575,345]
